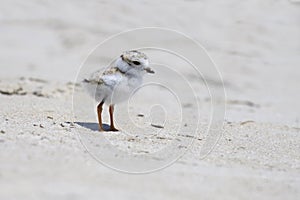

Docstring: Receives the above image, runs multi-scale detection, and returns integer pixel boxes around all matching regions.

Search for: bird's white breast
[107,74,143,104]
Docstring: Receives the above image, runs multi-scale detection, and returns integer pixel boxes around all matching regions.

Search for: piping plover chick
[83,50,154,131]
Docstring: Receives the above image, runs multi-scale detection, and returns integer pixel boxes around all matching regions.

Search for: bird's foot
[109,126,119,132]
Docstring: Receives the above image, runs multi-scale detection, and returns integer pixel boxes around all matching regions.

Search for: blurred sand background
[0,0,300,199]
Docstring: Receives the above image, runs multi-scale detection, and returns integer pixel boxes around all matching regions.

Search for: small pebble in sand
[127,137,135,142]
[137,150,149,154]
[237,146,246,150]
[60,122,70,128]
[0,130,5,134]
[47,116,53,120]
[40,136,49,141]
[156,136,168,140]
[240,120,255,125]
[39,124,45,128]
[137,114,144,117]
[178,145,187,149]
[151,124,164,129]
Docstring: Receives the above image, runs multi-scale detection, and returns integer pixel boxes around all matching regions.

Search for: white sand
[0,0,300,199]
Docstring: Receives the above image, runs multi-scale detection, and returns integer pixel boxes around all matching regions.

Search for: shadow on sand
[75,122,110,131]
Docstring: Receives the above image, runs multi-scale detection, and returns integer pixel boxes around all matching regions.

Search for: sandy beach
[1,0,300,199]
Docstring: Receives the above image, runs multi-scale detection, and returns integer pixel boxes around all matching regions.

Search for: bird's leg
[97,101,104,131]
[109,104,119,131]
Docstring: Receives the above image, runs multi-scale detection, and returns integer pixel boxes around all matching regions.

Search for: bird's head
[117,50,154,74]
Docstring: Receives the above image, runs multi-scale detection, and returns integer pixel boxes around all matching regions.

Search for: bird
[83,50,154,132]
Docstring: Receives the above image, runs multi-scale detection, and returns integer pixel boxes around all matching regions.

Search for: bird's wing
[83,68,123,89]
[83,70,105,85]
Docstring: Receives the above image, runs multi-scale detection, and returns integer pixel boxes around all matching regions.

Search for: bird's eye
[132,61,140,65]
